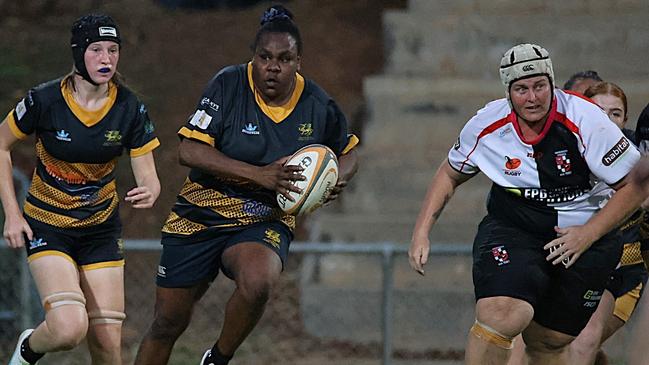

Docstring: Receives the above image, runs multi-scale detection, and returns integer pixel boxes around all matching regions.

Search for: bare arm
[0,118,32,248]
[126,152,161,209]
[409,159,474,274]
[545,174,646,267]
[178,139,304,200]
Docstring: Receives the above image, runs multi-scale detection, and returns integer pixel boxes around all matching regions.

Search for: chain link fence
[0,240,474,365]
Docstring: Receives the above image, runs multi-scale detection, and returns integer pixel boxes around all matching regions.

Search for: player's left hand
[543,225,596,268]
[125,186,156,208]
[324,179,348,204]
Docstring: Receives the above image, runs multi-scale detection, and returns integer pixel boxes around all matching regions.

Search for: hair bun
[260,5,293,26]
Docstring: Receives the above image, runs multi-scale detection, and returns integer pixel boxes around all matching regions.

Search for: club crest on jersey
[298,123,314,141]
[555,150,572,176]
[242,122,260,135]
[263,229,281,248]
[491,245,510,266]
[56,129,71,142]
[103,130,122,146]
[503,156,522,176]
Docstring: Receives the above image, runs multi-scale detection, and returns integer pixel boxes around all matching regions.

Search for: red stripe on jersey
[564,90,598,105]
[459,117,510,172]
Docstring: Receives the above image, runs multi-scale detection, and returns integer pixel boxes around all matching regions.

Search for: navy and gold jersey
[162,63,358,236]
[5,77,160,229]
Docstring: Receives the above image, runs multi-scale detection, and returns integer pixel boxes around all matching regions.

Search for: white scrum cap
[499,43,554,100]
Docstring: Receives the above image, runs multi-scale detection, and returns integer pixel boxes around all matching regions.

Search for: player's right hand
[3,214,33,249]
[257,156,305,201]
[409,234,430,276]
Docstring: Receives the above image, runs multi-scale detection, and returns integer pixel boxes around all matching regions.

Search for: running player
[1,14,160,365]
[134,5,358,365]
[409,44,643,365]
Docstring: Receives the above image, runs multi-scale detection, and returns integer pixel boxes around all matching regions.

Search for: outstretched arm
[409,159,474,275]
[0,119,32,248]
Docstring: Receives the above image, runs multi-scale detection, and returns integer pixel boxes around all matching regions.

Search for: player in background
[1,13,160,365]
[409,44,643,365]
[134,5,358,365]
[563,70,603,95]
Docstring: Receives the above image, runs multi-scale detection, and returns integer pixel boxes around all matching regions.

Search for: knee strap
[470,320,515,350]
[88,309,126,325]
[42,291,86,312]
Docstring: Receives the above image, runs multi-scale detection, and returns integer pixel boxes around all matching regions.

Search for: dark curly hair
[252,5,302,55]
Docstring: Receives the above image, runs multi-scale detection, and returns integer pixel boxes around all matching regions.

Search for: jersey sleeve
[447,115,481,175]
[177,71,226,147]
[322,100,359,156]
[127,102,160,157]
[5,90,40,139]
[581,110,640,185]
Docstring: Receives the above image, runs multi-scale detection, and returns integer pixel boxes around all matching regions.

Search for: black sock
[207,342,232,365]
[20,334,44,364]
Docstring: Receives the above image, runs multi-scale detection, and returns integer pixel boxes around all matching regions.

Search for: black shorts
[24,216,124,270]
[472,215,622,337]
[607,263,647,322]
[156,221,293,288]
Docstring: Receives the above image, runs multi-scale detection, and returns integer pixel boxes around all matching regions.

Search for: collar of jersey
[247,62,304,124]
[60,79,117,128]
[510,96,558,145]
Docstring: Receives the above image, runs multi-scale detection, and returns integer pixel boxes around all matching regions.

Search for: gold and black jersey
[5,78,160,229]
[162,63,358,237]
[618,210,645,267]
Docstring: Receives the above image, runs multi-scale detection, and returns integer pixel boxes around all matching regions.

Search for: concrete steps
[383,11,649,79]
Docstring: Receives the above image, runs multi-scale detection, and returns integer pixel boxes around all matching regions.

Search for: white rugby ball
[277,144,339,216]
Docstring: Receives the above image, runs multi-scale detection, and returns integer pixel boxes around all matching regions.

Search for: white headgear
[499,43,554,100]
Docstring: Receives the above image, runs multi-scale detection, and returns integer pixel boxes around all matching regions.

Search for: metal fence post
[381,243,395,365]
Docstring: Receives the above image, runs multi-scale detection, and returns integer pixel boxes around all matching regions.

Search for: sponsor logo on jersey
[519,186,590,203]
[29,237,47,249]
[56,129,72,142]
[499,126,512,137]
[298,123,314,141]
[200,97,220,112]
[491,245,510,266]
[104,130,122,146]
[263,228,281,249]
[98,26,117,37]
[503,156,522,176]
[242,122,260,135]
[157,265,167,278]
[602,137,630,166]
[189,110,213,130]
[15,98,27,120]
[554,150,572,176]
[242,201,273,216]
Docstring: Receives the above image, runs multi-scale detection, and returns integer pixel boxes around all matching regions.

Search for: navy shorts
[472,215,622,337]
[156,221,293,288]
[24,216,124,270]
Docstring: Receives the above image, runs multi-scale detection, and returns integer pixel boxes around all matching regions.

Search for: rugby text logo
[503,156,522,176]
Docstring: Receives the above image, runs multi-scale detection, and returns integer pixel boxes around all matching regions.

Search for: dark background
[0,0,406,238]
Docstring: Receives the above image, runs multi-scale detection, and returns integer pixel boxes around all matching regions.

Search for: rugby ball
[277,144,339,216]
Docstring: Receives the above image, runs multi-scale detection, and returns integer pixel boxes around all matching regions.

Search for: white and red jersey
[448,89,640,236]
